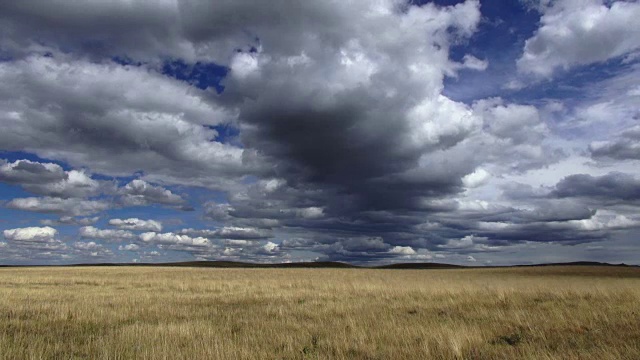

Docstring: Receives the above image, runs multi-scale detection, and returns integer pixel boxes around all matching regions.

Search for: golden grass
[0,266,639,359]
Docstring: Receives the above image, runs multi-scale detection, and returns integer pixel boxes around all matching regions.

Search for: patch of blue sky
[161,59,229,92]
[443,0,540,102]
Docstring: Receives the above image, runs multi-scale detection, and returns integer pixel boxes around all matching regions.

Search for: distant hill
[512,261,635,268]
[1,260,637,268]
[375,262,463,269]
[153,261,358,269]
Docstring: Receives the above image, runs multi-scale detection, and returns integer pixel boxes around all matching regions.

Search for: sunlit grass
[0,266,639,359]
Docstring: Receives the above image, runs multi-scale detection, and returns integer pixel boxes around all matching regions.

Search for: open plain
[0,265,639,359]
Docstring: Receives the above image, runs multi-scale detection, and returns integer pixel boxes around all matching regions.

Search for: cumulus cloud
[179,227,271,240]
[79,226,136,242]
[388,246,417,255]
[118,180,191,209]
[519,0,640,76]
[139,232,211,247]
[3,226,57,242]
[6,197,110,216]
[2,226,68,254]
[0,159,103,198]
[109,218,163,232]
[0,55,250,189]
[73,241,113,258]
[119,244,140,251]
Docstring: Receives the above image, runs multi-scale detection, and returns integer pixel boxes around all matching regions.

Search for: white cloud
[262,241,279,253]
[462,168,491,188]
[2,226,68,253]
[179,226,271,240]
[519,0,640,76]
[297,207,324,219]
[73,241,113,258]
[118,244,140,251]
[6,197,110,216]
[569,211,640,231]
[119,180,187,208]
[460,54,488,71]
[41,216,100,226]
[139,232,211,247]
[79,226,136,242]
[388,246,417,255]
[109,218,163,232]
[3,226,57,242]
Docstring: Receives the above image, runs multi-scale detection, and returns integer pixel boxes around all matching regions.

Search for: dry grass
[0,266,639,359]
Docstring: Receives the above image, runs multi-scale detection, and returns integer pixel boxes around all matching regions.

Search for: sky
[1,0,640,266]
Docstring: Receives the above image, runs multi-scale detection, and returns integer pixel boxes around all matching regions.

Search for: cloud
[3,226,57,242]
[589,125,640,160]
[73,241,113,258]
[552,172,640,201]
[139,232,211,247]
[118,180,190,209]
[459,54,489,71]
[2,0,639,265]
[0,55,251,189]
[2,226,68,253]
[388,246,416,255]
[179,226,271,240]
[108,218,163,232]
[462,168,491,188]
[79,226,136,242]
[518,0,640,76]
[118,244,140,251]
[0,159,103,198]
[6,197,110,216]
[41,216,100,226]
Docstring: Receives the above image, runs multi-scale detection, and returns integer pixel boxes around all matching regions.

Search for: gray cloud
[118,180,191,210]
[0,159,104,198]
[590,125,640,161]
[41,216,100,226]
[0,55,253,189]
[552,172,640,201]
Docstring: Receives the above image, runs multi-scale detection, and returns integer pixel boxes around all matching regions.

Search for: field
[0,266,639,359]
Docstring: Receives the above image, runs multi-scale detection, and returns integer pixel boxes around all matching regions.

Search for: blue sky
[1,0,640,265]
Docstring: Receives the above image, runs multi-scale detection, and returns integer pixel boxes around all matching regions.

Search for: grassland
[0,266,639,359]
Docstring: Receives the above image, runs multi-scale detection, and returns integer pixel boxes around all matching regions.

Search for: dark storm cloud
[552,172,640,201]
